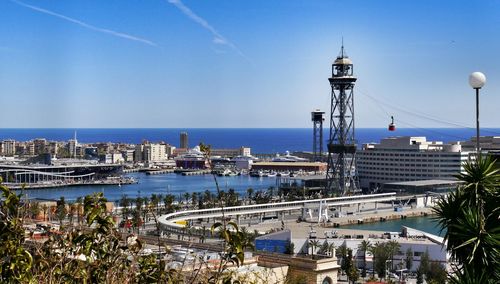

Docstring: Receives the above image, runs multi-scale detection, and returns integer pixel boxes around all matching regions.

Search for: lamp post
[469,72,486,159]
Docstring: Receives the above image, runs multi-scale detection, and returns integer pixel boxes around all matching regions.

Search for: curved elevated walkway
[158,193,396,231]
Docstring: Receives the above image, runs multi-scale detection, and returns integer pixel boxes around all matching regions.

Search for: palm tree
[309,239,320,257]
[358,240,372,277]
[191,192,198,209]
[386,240,400,271]
[183,192,190,208]
[433,156,500,281]
[164,194,175,213]
[56,196,67,227]
[246,188,254,204]
[150,194,159,214]
[29,202,41,220]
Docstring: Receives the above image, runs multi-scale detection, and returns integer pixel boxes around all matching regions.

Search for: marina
[14,172,278,202]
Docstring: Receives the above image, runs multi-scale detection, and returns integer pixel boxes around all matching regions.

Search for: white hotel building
[357,136,471,190]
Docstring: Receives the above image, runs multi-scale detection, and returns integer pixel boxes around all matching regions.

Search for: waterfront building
[211,146,251,158]
[255,227,447,273]
[134,142,167,163]
[68,139,78,158]
[15,143,27,156]
[0,163,123,184]
[180,132,188,149]
[231,155,259,170]
[33,138,47,155]
[101,152,125,164]
[2,139,16,156]
[26,141,35,156]
[357,136,471,190]
[48,141,60,157]
[121,149,135,163]
[460,135,500,152]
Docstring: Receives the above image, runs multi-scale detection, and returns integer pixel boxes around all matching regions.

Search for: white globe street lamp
[469,72,486,158]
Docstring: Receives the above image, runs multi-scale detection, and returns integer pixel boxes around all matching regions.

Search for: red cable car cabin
[388,116,396,131]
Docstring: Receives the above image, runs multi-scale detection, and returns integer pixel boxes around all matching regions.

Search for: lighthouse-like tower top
[331,45,355,79]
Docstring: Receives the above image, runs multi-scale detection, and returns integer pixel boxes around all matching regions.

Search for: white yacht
[272,151,308,162]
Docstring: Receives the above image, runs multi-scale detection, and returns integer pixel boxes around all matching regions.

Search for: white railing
[157,193,396,230]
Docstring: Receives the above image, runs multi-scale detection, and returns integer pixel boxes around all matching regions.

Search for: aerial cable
[358,90,470,140]
[357,88,500,136]
[358,89,470,128]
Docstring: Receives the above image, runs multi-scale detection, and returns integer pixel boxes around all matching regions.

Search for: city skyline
[1,0,499,128]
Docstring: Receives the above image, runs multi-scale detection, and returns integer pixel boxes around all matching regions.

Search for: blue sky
[0,0,499,128]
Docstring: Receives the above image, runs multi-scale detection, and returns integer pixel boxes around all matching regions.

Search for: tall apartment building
[48,141,60,157]
[26,141,35,156]
[180,132,188,149]
[1,140,16,156]
[357,136,471,190]
[134,142,167,162]
[68,139,78,158]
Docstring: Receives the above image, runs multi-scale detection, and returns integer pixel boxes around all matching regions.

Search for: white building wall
[357,136,471,189]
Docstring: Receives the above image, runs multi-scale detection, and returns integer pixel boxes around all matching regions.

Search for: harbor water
[341,215,444,236]
[17,172,278,202]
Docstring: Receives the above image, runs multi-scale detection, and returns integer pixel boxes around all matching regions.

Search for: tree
[246,188,254,203]
[369,242,390,279]
[41,204,48,222]
[55,196,67,227]
[345,248,359,283]
[358,240,372,277]
[0,182,34,282]
[317,240,329,255]
[386,240,401,271]
[416,266,424,284]
[164,194,175,213]
[405,247,413,271]
[419,248,430,276]
[150,193,160,214]
[433,157,500,281]
[29,202,41,220]
[284,241,295,255]
[308,239,320,257]
[191,192,198,209]
[183,192,190,207]
[426,261,447,284]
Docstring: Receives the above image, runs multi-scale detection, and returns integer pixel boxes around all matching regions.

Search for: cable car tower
[311,110,325,162]
[325,44,359,196]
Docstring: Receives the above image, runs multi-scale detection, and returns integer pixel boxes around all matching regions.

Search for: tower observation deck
[325,45,359,196]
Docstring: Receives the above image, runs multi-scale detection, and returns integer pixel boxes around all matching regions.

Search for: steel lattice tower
[325,45,359,196]
[311,110,325,162]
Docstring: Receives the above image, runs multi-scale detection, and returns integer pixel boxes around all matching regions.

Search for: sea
[1,128,500,153]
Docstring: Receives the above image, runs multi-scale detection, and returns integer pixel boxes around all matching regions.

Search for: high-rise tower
[180,132,188,149]
[311,109,325,162]
[325,44,359,196]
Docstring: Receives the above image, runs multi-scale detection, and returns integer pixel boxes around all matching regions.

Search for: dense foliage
[434,156,500,282]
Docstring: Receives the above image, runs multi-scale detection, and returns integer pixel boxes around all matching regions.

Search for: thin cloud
[10,0,157,47]
[166,0,249,60]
